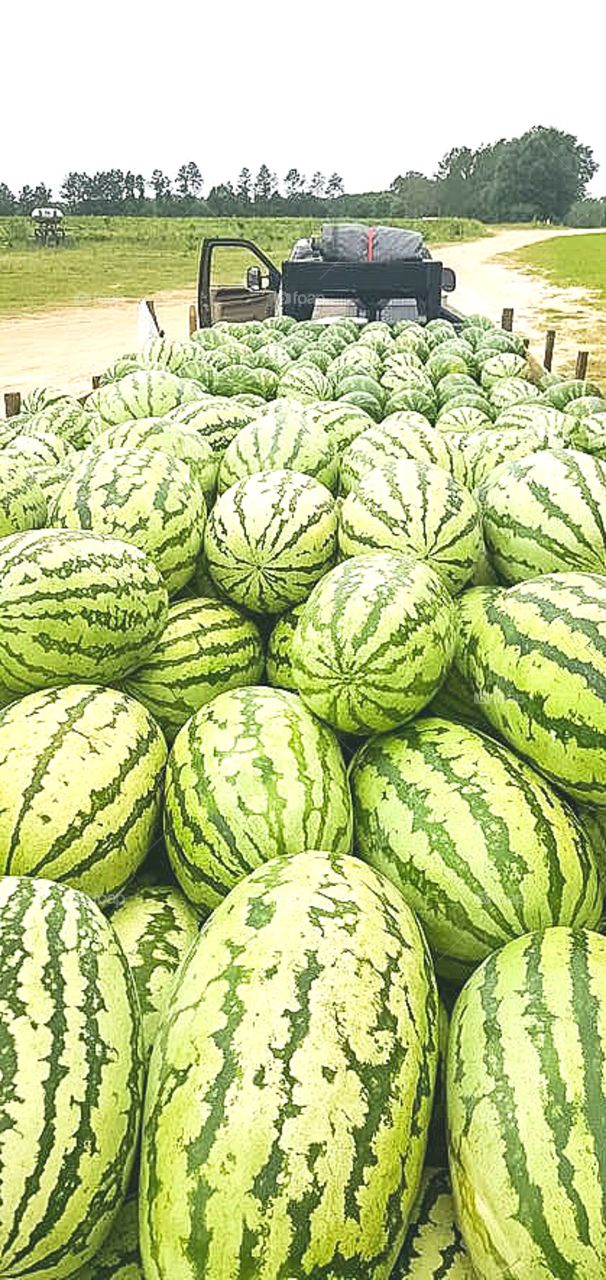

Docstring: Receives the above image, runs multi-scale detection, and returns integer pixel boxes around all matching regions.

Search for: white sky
[4,0,605,197]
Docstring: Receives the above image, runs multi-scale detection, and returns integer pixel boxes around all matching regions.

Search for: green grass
[0,216,488,316]
[508,232,606,299]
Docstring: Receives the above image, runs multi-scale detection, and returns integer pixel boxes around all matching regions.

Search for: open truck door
[197,239,281,328]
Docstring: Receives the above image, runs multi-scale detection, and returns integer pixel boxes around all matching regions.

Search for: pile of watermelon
[2,308,606,1278]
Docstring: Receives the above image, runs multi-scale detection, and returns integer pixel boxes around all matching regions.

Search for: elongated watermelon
[164,685,353,908]
[339,458,482,595]
[140,850,439,1280]
[0,529,168,694]
[291,552,456,735]
[0,876,143,1278]
[49,446,205,596]
[70,1198,142,1280]
[351,717,601,980]
[479,447,606,582]
[110,884,201,1061]
[392,1168,472,1278]
[460,573,606,804]
[448,927,606,1277]
[0,684,167,899]
[123,597,264,741]
[0,456,46,536]
[204,469,338,614]
[88,370,201,424]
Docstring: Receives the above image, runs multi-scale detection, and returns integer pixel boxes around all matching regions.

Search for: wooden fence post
[91,375,101,390]
[189,304,197,336]
[501,307,514,332]
[544,330,556,371]
[4,392,21,418]
[575,349,589,381]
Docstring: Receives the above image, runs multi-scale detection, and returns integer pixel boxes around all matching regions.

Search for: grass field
[509,232,606,300]
[0,216,487,316]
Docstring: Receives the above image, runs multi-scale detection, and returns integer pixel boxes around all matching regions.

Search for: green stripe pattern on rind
[70,1197,142,1280]
[306,400,374,451]
[168,397,257,453]
[89,418,219,503]
[0,529,168,695]
[203,468,338,614]
[110,885,201,1062]
[21,401,103,450]
[391,1168,473,1278]
[350,716,601,981]
[218,401,339,494]
[4,430,74,471]
[164,685,353,909]
[339,414,458,496]
[124,597,265,741]
[0,876,143,1279]
[459,572,606,804]
[266,602,305,690]
[88,370,201,425]
[291,552,456,735]
[140,850,439,1280]
[0,457,47,537]
[339,458,482,595]
[49,446,206,596]
[0,684,167,900]
[478,447,606,583]
[447,927,606,1278]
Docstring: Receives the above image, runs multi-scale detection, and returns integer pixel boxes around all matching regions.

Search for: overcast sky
[5,0,605,197]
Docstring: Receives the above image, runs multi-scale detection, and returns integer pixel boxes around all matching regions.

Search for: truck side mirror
[442,268,456,293]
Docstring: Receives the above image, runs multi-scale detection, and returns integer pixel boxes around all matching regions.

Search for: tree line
[0,127,601,224]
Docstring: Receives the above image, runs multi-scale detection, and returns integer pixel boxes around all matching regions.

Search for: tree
[19,183,52,212]
[390,171,440,217]
[235,168,252,203]
[309,171,326,197]
[175,161,203,198]
[0,182,15,214]
[493,126,598,222]
[284,168,305,199]
[254,164,275,202]
[134,174,146,200]
[325,173,344,199]
[150,169,172,201]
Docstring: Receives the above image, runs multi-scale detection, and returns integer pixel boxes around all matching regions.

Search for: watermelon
[265,602,305,690]
[494,401,571,437]
[88,370,201,424]
[50,446,205,596]
[340,417,457,495]
[489,377,540,411]
[306,400,374,451]
[447,927,606,1277]
[140,850,438,1280]
[384,388,438,421]
[339,458,482,596]
[0,684,167,899]
[479,447,606,583]
[140,337,216,387]
[351,716,601,981]
[204,469,338,614]
[21,386,73,414]
[459,573,606,804]
[21,400,102,450]
[250,342,293,373]
[0,528,168,694]
[214,364,278,400]
[464,425,561,488]
[99,354,142,384]
[565,395,606,419]
[291,552,456,735]
[89,417,218,502]
[164,685,353,909]
[218,400,338,495]
[34,462,75,506]
[479,353,529,385]
[392,1168,472,1278]
[124,597,264,741]
[70,1197,142,1280]
[167,396,257,453]
[0,876,143,1278]
[4,429,75,470]
[568,410,606,457]
[0,456,46,536]
[435,404,491,434]
[110,884,201,1062]
[544,378,602,409]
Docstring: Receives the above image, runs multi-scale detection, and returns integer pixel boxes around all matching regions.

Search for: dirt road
[1,227,604,405]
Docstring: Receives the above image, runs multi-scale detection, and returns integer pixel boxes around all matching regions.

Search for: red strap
[367,227,376,261]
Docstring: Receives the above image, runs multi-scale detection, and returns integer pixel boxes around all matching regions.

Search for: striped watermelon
[0,456,46,536]
[140,850,439,1280]
[90,418,218,503]
[460,574,606,804]
[34,461,75,506]
[392,1168,472,1278]
[448,927,606,1277]
[465,425,563,488]
[339,415,457,496]
[0,876,143,1278]
[351,716,601,981]
[123,597,265,741]
[204,469,338,614]
[218,401,338,494]
[291,552,456,735]
[168,397,257,453]
[576,804,606,886]
[88,370,201,425]
[0,684,167,899]
[164,685,353,909]
[110,884,201,1062]
[0,529,168,694]
[266,602,305,690]
[49,446,206,595]
[141,337,216,387]
[339,459,482,595]
[70,1197,142,1280]
[306,399,374,451]
[479,447,606,582]
[21,400,103,450]
[4,429,75,470]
